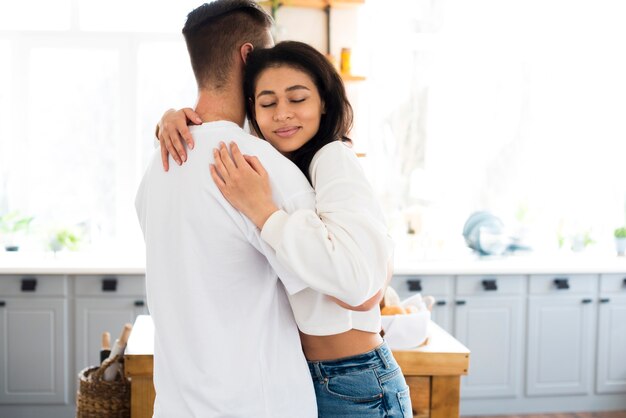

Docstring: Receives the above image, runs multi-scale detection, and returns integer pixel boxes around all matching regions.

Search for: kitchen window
[365,0,626,254]
[1,0,625,255]
[0,1,198,252]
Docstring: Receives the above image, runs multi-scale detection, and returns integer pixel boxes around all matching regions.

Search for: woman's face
[253,65,324,154]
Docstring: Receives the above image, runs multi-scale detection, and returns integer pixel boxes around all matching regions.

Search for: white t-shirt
[261,141,393,335]
[135,121,317,418]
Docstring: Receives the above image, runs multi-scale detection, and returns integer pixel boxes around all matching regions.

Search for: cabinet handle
[623,278,626,287]
[599,298,610,303]
[102,278,118,292]
[554,278,570,290]
[407,279,422,292]
[482,279,498,291]
[21,278,37,292]
[455,300,466,306]
[0,301,5,307]
[436,300,447,306]
[581,298,593,304]
[134,300,145,307]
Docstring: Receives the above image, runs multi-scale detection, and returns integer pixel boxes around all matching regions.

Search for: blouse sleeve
[260,142,393,306]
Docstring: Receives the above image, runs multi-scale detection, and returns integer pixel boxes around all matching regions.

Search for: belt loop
[376,346,390,369]
[313,362,325,381]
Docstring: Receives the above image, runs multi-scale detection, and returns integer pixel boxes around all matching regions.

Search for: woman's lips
[273,126,301,138]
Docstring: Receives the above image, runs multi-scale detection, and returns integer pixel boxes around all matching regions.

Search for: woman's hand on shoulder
[157,108,202,171]
[210,141,279,229]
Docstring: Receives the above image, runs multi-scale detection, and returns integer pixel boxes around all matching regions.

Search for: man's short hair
[183,0,273,90]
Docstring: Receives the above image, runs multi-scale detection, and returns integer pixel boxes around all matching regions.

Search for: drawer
[74,275,146,296]
[391,275,453,299]
[455,275,525,295]
[600,273,626,294]
[0,275,68,296]
[529,274,598,294]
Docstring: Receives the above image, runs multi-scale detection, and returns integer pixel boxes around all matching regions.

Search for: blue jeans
[307,341,413,417]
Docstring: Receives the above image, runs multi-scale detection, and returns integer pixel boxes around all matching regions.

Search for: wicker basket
[76,355,131,418]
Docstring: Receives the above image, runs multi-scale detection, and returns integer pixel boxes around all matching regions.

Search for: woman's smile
[273,126,302,138]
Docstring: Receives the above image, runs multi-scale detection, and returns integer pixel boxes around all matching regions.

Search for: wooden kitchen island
[125,316,470,418]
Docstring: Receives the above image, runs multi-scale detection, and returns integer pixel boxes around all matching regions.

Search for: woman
[157,41,412,417]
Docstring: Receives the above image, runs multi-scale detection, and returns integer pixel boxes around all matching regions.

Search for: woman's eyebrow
[256,90,275,99]
[256,85,310,99]
[285,85,310,92]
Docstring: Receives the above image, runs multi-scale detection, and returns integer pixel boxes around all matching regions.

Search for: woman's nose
[273,104,293,121]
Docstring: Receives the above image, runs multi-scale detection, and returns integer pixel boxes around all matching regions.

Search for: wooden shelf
[341,73,366,82]
[259,0,366,60]
[260,0,364,9]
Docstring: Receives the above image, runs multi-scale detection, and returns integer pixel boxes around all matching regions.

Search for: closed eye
[291,98,306,103]
[259,102,276,108]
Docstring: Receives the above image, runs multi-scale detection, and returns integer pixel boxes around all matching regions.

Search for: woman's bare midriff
[300,329,383,362]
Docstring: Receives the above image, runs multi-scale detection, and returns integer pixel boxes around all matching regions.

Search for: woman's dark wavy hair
[243,41,354,182]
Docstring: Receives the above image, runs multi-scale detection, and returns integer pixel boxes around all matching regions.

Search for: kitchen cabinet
[454,275,524,399]
[0,273,146,418]
[391,275,454,333]
[596,274,626,394]
[0,276,68,404]
[75,275,148,373]
[526,274,597,397]
[1,256,626,417]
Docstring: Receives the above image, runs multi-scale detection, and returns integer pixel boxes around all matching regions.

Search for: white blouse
[261,141,394,336]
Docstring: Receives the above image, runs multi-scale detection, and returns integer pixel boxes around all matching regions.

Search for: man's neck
[194,87,246,128]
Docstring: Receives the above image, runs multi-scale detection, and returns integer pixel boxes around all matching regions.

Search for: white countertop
[0,252,145,275]
[1,251,626,275]
[393,255,626,275]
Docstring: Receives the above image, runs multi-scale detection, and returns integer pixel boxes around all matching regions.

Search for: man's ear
[240,43,254,64]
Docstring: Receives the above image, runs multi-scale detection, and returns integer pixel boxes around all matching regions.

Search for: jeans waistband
[307,341,396,380]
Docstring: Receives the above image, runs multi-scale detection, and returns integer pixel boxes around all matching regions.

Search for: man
[135,1,317,416]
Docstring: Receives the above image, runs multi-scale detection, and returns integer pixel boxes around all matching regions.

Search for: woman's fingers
[180,107,200,150]
[161,130,183,166]
[212,148,230,180]
[218,142,237,172]
[159,110,183,165]
[181,107,202,124]
[244,155,267,177]
[229,142,247,168]
[161,109,194,165]
[214,141,264,185]
[230,142,265,177]
[208,142,277,229]
[209,164,226,190]
[160,143,170,172]
[169,122,188,164]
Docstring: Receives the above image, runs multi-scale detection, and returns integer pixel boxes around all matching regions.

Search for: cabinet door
[526,295,594,396]
[454,296,523,398]
[391,275,454,333]
[0,298,67,404]
[75,298,148,372]
[430,296,453,334]
[597,295,626,393]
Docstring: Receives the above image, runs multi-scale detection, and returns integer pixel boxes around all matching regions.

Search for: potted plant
[269,0,281,20]
[0,211,34,251]
[614,227,626,256]
[49,227,82,253]
[266,0,288,40]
